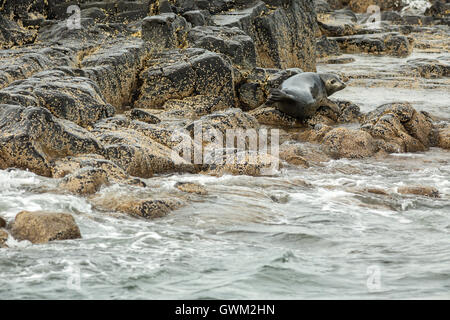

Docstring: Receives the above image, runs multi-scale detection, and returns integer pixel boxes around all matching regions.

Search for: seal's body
[267,72,346,120]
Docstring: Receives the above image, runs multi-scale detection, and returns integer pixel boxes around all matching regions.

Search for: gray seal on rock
[266,72,346,120]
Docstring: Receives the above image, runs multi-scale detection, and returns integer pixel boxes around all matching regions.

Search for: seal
[266,72,346,120]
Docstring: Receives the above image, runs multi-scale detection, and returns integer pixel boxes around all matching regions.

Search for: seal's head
[319,73,346,96]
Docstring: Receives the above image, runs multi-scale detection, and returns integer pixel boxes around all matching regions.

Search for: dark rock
[0,104,104,177]
[425,1,450,18]
[404,58,450,78]
[0,15,36,50]
[0,216,6,229]
[317,9,358,37]
[316,36,341,58]
[187,26,256,69]
[11,211,81,244]
[182,10,208,26]
[59,167,109,195]
[141,13,190,51]
[398,186,440,198]
[128,109,162,124]
[135,49,235,109]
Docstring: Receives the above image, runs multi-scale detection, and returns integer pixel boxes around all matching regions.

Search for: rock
[330,33,414,57]
[336,100,363,123]
[397,186,440,198]
[0,15,36,50]
[317,9,358,37]
[366,188,389,196]
[348,0,404,13]
[0,229,8,248]
[187,26,256,69]
[183,10,208,26]
[11,211,81,244]
[438,127,450,149]
[402,15,435,26]
[213,0,318,71]
[141,13,190,51]
[161,95,229,118]
[362,103,438,153]
[127,109,162,124]
[249,106,299,127]
[175,182,208,195]
[404,58,450,78]
[316,36,342,58]
[135,49,235,109]
[0,216,6,229]
[425,1,450,18]
[381,11,405,23]
[94,127,194,178]
[0,104,104,177]
[320,57,356,64]
[58,167,109,195]
[0,70,115,127]
[321,127,378,159]
[279,141,331,166]
[92,195,185,219]
[314,0,332,13]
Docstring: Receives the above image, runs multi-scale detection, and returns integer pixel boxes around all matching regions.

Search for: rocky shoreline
[0,0,449,247]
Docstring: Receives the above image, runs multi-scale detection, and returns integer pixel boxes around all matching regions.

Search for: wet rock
[0,229,8,248]
[79,39,150,110]
[348,0,404,13]
[92,195,185,219]
[59,167,109,195]
[280,140,331,166]
[11,211,81,244]
[183,10,208,26]
[336,100,363,123]
[366,188,389,196]
[187,26,256,69]
[438,127,450,149]
[175,182,208,195]
[362,103,438,153]
[0,216,6,228]
[141,13,190,51]
[213,0,318,71]
[94,127,194,178]
[321,128,378,159]
[425,0,450,18]
[381,11,405,23]
[0,46,76,90]
[0,15,36,50]
[135,49,235,109]
[0,70,115,127]
[249,107,299,127]
[316,36,342,58]
[161,95,230,118]
[404,58,450,78]
[397,186,440,198]
[330,32,414,57]
[317,9,358,37]
[0,104,104,177]
[314,0,332,13]
[402,15,435,26]
[127,109,162,124]
[320,57,356,64]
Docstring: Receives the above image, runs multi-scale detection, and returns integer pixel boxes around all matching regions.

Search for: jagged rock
[317,9,358,37]
[402,15,435,25]
[330,33,414,57]
[249,106,299,127]
[11,211,81,244]
[162,95,230,118]
[213,0,318,71]
[141,13,190,51]
[0,216,5,229]
[0,46,76,90]
[321,128,378,159]
[91,194,185,219]
[397,186,440,198]
[0,104,104,177]
[94,127,194,178]
[0,15,36,49]
[0,229,8,248]
[404,58,450,78]
[335,100,363,123]
[58,167,109,195]
[279,141,330,166]
[320,57,355,64]
[0,70,115,127]
[316,36,342,58]
[127,109,161,124]
[425,1,450,18]
[438,127,450,149]
[187,26,256,69]
[348,0,404,13]
[79,39,150,110]
[135,48,235,109]
[182,10,209,26]
[314,0,332,13]
[362,103,438,153]
[175,182,208,195]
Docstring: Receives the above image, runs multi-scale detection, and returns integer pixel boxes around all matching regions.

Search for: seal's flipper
[267,89,296,105]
